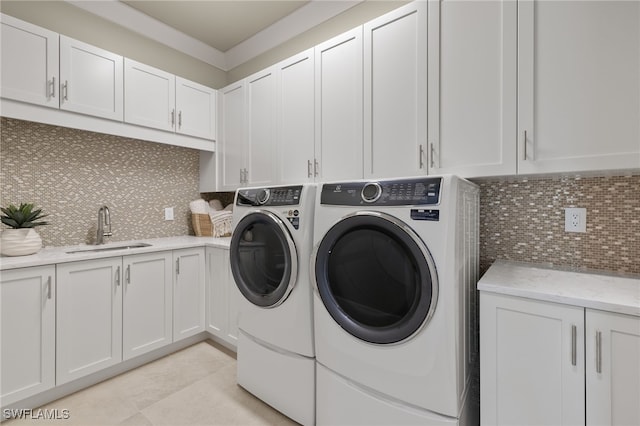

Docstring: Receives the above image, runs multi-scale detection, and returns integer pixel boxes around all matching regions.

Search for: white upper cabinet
[1,13,59,109]
[175,77,217,140]
[218,81,246,191]
[518,0,640,174]
[315,28,364,181]
[124,59,175,132]
[246,67,277,187]
[428,0,517,177]
[124,59,216,140]
[59,35,123,121]
[364,2,427,179]
[1,266,56,407]
[277,48,316,184]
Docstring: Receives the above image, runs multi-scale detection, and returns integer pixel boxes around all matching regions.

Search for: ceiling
[68,0,362,71]
[121,1,309,53]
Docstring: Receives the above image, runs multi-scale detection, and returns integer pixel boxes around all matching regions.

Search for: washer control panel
[237,185,303,207]
[321,178,442,206]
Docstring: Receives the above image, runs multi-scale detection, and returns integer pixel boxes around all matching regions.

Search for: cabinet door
[428,0,517,177]
[518,0,640,174]
[205,247,227,338]
[586,309,640,426]
[246,67,277,186]
[315,28,363,181]
[173,248,205,341]
[56,258,123,385]
[59,35,123,121]
[124,59,175,132]
[122,252,173,361]
[364,2,427,178]
[277,49,315,184]
[176,76,217,140]
[0,14,59,108]
[218,81,246,191]
[480,293,585,425]
[0,266,55,406]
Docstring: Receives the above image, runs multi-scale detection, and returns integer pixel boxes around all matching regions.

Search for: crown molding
[66,0,362,72]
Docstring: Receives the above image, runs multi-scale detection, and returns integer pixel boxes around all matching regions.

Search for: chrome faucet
[96,205,112,245]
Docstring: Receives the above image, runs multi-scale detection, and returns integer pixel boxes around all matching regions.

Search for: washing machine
[230,184,316,425]
[312,175,479,425]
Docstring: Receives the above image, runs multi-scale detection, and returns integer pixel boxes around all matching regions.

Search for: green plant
[1,203,49,229]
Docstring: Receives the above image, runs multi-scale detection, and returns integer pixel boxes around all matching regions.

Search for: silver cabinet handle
[571,325,577,366]
[50,76,56,98]
[314,159,319,177]
[47,276,52,299]
[430,143,436,169]
[62,80,69,101]
[125,264,131,285]
[115,266,121,286]
[307,160,313,178]
[419,145,424,169]
[596,330,602,374]
[178,111,182,128]
[171,109,175,127]
[176,258,180,276]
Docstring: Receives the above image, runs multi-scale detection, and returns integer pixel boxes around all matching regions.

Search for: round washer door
[230,210,298,308]
[314,211,438,344]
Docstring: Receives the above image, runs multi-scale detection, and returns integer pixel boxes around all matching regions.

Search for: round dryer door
[230,211,298,308]
[314,212,438,344]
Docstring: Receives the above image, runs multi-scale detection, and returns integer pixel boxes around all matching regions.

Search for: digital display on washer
[236,185,303,207]
[320,178,442,206]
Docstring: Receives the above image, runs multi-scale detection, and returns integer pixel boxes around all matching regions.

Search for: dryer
[312,175,479,425]
[230,184,316,425]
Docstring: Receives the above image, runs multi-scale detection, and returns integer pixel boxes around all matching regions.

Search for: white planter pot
[0,228,43,256]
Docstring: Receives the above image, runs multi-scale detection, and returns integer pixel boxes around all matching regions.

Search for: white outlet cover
[164,207,174,221]
[564,207,586,233]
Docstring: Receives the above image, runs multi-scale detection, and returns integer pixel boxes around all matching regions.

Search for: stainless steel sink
[66,242,152,254]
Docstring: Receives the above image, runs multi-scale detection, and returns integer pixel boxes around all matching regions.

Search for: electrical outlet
[164,207,174,221]
[564,207,586,233]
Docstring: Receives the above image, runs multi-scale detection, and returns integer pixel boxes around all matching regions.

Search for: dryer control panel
[236,185,303,207]
[321,178,441,206]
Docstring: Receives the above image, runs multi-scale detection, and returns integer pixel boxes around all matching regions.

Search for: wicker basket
[192,213,213,237]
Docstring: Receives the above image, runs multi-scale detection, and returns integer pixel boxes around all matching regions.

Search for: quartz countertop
[0,236,231,271]
[478,260,640,317]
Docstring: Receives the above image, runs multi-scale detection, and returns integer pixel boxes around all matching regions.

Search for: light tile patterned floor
[5,341,298,426]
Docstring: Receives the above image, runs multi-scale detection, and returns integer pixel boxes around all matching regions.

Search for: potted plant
[0,203,49,256]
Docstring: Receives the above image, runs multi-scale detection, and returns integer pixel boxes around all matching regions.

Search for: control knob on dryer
[361,182,382,203]
[256,188,270,205]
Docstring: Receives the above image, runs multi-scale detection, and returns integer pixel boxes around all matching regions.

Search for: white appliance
[230,184,316,425]
[312,175,479,425]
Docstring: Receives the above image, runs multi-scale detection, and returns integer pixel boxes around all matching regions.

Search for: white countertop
[478,260,640,317]
[0,236,231,271]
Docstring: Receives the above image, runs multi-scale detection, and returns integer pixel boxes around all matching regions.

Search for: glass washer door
[230,210,298,308]
[314,212,438,344]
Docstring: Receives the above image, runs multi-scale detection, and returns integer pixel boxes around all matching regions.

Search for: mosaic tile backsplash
[473,174,640,276]
[1,118,201,247]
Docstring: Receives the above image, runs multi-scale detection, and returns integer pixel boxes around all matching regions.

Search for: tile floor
[5,341,298,426]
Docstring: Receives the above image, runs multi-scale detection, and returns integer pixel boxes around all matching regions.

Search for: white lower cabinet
[0,266,56,406]
[56,257,123,385]
[122,252,173,360]
[173,248,206,341]
[481,292,640,426]
[205,247,239,348]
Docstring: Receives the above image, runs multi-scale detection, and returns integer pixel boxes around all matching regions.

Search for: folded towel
[189,199,208,214]
[223,203,233,212]
[209,210,233,237]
